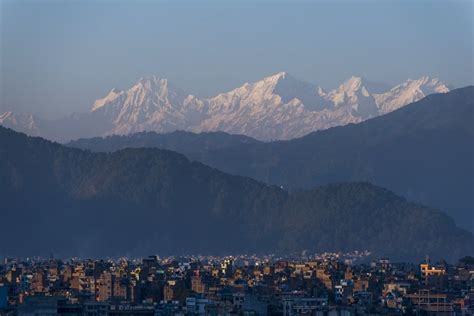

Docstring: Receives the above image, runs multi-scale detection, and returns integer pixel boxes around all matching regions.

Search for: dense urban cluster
[0,254,473,316]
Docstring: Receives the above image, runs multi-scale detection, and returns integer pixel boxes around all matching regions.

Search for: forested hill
[1,126,473,261]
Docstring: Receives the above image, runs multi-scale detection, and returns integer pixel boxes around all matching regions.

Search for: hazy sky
[1,0,473,118]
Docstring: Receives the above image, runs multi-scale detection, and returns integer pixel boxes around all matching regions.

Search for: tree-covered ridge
[1,126,473,261]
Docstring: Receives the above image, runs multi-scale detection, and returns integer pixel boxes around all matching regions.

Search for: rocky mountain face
[1,125,473,260]
[0,73,449,142]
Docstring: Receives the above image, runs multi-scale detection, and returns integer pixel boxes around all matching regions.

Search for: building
[283,296,327,316]
[83,302,109,316]
[17,296,82,316]
[407,289,453,315]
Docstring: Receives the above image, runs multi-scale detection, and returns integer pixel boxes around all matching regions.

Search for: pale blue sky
[1,0,473,118]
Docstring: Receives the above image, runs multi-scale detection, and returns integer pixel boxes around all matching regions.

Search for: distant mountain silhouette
[69,130,259,153]
[1,126,473,261]
[69,87,474,232]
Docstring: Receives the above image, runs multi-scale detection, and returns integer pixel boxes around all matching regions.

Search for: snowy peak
[92,76,189,113]
[329,76,371,100]
[326,76,379,117]
[273,73,330,111]
[212,72,330,112]
[263,71,289,84]
[129,76,188,103]
[208,72,292,109]
[134,76,178,96]
[0,111,41,135]
[392,76,448,93]
[136,75,167,88]
[0,111,36,126]
[245,71,291,95]
[92,88,123,111]
[407,76,449,94]
[428,78,450,93]
[374,76,449,114]
[0,111,13,120]
[88,75,203,136]
[341,76,365,91]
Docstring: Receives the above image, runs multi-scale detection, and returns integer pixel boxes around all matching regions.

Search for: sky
[1,0,473,118]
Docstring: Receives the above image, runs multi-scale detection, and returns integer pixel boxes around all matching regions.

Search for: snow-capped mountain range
[0,72,449,142]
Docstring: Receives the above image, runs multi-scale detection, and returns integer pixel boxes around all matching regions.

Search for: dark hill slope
[1,126,473,261]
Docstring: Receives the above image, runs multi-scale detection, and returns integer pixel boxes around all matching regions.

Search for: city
[1,1,473,315]
[0,254,473,315]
